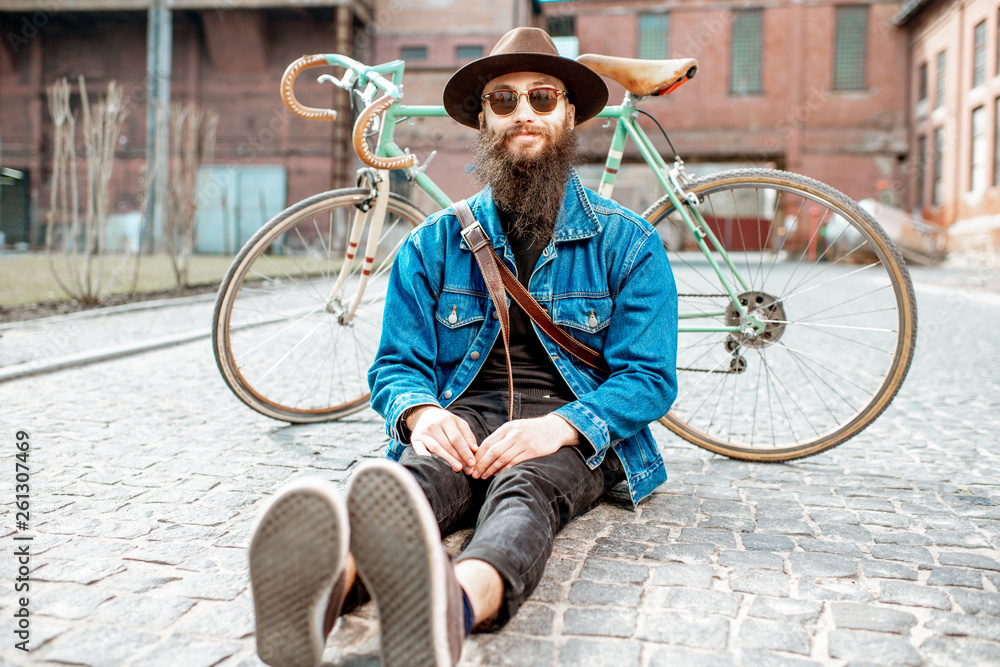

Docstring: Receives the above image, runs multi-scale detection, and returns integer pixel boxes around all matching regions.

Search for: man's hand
[473,414,580,479]
[407,406,479,473]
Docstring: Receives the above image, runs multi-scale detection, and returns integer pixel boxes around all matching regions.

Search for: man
[249,27,678,667]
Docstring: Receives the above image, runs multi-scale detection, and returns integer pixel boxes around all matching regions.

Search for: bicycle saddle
[577,54,698,97]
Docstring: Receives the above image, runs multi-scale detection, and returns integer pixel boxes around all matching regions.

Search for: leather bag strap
[453,201,611,385]
[453,200,515,421]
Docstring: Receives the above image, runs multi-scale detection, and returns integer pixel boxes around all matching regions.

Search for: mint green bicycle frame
[343,56,751,337]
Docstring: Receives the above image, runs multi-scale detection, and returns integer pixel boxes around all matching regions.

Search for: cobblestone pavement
[1,260,999,667]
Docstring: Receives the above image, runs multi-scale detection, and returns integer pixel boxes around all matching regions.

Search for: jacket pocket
[551,294,614,350]
[436,291,488,329]
[435,291,489,366]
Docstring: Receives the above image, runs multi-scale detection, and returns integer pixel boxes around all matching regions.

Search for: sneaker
[249,478,350,667]
[347,459,465,667]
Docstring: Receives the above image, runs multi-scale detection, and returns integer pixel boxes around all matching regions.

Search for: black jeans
[398,390,625,627]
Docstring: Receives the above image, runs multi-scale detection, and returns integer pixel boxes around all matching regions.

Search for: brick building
[896,0,1000,253]
[536,0,912,217]
[0,0,372,251]
[5,0,995,254]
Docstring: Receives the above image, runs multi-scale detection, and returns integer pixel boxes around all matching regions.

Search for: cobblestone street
[1,261,999,666]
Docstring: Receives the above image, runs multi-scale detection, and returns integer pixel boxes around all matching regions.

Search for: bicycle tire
[643,168,917,461]
[213,188,427,423]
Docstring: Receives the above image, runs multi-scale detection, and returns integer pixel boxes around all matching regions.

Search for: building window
[834,6,868,90]
[456,45,482,61]
[400,46,427,61]
[916,135,927,209]
[548,14,578,59]
[917,61,928,118]
[973,20,986,88]
[730,9,763,95]
[971,106,987,191]
[935,50,946,109]
[639,14,669,60]
[932,126,944,206]
[994,98,1000,186]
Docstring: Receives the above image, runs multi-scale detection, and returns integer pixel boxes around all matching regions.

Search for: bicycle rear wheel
[643,168,917,461]
[213,188,427,423]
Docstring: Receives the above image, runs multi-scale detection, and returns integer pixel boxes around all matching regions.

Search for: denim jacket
[367,169,678,505]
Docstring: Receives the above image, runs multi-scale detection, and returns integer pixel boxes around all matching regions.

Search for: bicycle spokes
[646,169,916,460]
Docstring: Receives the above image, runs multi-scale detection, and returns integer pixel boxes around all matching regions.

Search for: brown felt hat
[443,27,608,129]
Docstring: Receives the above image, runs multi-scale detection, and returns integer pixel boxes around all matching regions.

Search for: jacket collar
[459,168,601,251]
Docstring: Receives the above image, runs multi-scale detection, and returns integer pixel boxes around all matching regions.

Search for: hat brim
[443,52,609,129]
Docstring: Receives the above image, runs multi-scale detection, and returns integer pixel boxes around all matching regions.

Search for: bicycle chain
[675,293,741,372]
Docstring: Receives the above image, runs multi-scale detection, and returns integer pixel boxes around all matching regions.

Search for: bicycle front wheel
[213,188,427,423]
[644,168,917,461]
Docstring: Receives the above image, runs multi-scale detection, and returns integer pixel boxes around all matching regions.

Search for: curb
[0,327,211,383]
[0,291,218,332]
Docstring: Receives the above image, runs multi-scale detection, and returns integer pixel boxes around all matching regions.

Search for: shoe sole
[348,460,451,667]
[250,479,348,667]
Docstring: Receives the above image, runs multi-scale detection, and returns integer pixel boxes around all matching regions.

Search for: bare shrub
[45,75,129,304]
[162,101,218,289]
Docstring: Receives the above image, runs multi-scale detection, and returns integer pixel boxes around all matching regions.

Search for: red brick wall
[0,8,350,245]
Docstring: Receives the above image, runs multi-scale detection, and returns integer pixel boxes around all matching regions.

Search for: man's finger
[482,444,522,478]
[493,450,531,476]
[477,422,509,453]
[411,437,431,457]
[474,436,512,478]
[443,426,476,467]
[416,436,464,471]
[457,419,480,454]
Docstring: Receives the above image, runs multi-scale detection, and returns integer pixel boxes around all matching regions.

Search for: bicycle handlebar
[280,55,341,121]
[352,94,416,170]
[281,54,414,170]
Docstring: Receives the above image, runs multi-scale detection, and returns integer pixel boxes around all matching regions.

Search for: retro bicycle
[212,52,917,462]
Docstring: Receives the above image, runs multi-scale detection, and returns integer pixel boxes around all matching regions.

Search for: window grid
[834,6,868,90]
[639,14,669,60]
[917,135,927,209]
[730,10,763,95]
[974,20,986,88]
[932,126,944,206]
[935,50,946,109]
[400,46,427,61]
[547,15,575,38]
[456,45,483,61]
[971,106,987,192]
[994,98,1000,186]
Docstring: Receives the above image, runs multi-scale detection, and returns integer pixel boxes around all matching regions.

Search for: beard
[472,115,579,243]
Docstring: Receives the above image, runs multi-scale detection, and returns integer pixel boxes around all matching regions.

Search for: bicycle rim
[643,169,917,461]
[213,189,427,423]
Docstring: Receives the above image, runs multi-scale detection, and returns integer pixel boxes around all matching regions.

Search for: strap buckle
[460,220,490,251]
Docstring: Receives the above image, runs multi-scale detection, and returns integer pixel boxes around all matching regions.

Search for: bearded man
[248,27,678,667]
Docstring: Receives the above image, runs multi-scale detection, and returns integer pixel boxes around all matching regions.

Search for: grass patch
[0,253,243,306]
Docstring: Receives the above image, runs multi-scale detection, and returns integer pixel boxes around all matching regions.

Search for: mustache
[492,125,553,141]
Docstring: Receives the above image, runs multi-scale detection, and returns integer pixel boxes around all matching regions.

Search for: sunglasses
[481,87,568,116]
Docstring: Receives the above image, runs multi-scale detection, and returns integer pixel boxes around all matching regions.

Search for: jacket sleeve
[367,228,443,443]
[553,231,678,458]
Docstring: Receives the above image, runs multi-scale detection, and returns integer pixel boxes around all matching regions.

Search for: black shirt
[465,208,576,401]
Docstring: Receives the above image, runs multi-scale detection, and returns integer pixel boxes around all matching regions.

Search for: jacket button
[492,311,499,319]
[470,351,480,360]
[443,390,453,399]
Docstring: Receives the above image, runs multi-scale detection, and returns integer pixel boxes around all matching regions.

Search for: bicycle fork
[325,169,391,324]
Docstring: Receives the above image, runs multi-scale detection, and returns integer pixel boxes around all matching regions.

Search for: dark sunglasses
[481,87,568,116]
